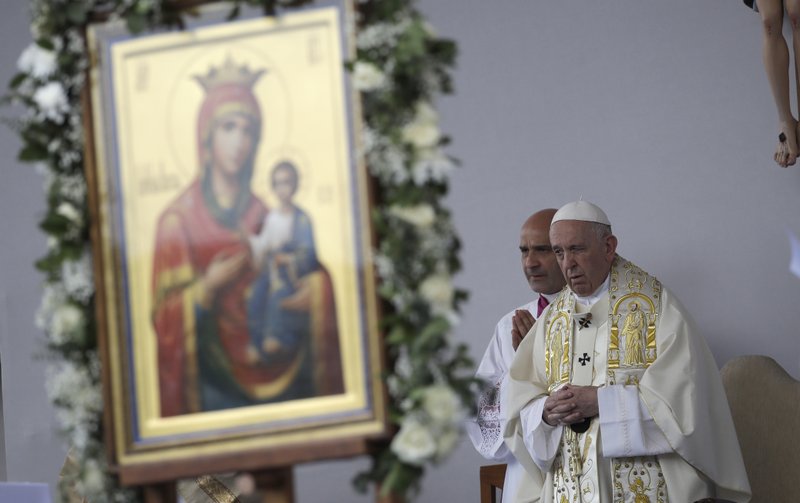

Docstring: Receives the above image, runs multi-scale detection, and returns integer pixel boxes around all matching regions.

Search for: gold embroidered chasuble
[540,258,665,503]
[503,256,751,503]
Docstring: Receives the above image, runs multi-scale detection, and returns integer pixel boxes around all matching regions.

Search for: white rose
[81,459,105,497]
[411,149,455,185]
[401,102,441,149]
[57,201,82,224]
[419,274,453,312]
[33,81,69,121]
[422,384,466,425]
[401,122,439,149]
[388,204,435,229]
[390,417,437,466]
[50,304,84,344]
[413,102,439,124]
[351,61,387,92]
[17,43,57,79]
[435,426,460,459]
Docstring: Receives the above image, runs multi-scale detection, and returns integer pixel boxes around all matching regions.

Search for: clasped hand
[542,384,599,427]
[511,309,535,350]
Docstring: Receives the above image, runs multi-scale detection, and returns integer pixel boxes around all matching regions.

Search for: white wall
[1,1,798,501]
[0,0,66,493]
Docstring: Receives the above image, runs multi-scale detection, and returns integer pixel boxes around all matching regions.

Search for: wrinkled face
[549,220,617,297]
[519,221,565,295]
[210,112,257,178]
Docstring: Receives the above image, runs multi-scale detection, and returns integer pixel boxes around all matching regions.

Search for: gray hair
[588,222,613,241]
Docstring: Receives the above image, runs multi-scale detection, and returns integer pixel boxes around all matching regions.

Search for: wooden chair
[720,355,800,503]
[479,464,506,503]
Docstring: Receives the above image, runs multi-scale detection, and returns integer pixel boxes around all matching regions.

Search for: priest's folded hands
[542,384,598,426]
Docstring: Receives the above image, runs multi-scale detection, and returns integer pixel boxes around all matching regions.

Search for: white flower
[402,121,440,149]
[50,304,84,345]
[373,252,395,281]
[62,251,94,302]
[351,61,387,92]
[59,174,88,201]
[435,426,460,459]
[411,149,455,185]
[356,20,409,51]
[33,81,69,121]
[17,43,57,79]
[361,127,379,156]
[402,102,441,149]
[79,458,106,497]
[394,347,413,379]
[47,138,62,153]
[36,284,66,330]
[57,201,82,225]
[388,204,436,229]
[413,101,439,124]
[391,416,437,466]
[422,384,466,425]
[46,360,102,435]
[363,129,411,184]
[376,146,408,183]
[386,375,401,397]
[419,274,453,312]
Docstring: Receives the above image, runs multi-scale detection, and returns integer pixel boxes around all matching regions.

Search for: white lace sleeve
[467,307,534,462]
[468,375,510,459]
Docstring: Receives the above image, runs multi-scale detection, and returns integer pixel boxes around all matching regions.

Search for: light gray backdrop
[0,1,797,501]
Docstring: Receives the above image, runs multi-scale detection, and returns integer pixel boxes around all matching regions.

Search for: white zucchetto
[552,200,611,226]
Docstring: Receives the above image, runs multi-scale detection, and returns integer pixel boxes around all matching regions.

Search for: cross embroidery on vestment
[579,353,591,366]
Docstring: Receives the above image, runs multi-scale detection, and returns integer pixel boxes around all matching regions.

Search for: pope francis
[503,201,751,503]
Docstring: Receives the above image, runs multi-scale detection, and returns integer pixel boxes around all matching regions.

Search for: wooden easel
[142,467,294,503]
[142,466,405,503]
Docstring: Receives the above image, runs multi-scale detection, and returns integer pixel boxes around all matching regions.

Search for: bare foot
[774,120,798,168]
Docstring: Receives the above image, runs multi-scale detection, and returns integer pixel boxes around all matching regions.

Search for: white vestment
[467,294,555,500]
[503,257,751,503]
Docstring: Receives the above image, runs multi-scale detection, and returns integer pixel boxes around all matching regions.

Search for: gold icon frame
[84,1,387,484]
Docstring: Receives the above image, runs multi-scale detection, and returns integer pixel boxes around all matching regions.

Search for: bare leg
[757,0,797,167]
[787,0,800,168]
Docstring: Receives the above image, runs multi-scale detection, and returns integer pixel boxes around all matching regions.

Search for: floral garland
[5,0,475,501]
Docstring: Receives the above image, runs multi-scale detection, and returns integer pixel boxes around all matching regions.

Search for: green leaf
[34,254,59,274]
[65,4,88,24]
[18,144,48,162]
[126,13,147,34]
[9,73,27,90]
[36,38,55,51]
[411,316,449,352]
[39,214,69,235]
[385,325,408,345]
[395,21,427,64]
[352,472,371,494]
[379,462,403,496]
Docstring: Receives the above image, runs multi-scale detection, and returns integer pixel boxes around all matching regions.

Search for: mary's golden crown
[193,56,266,91]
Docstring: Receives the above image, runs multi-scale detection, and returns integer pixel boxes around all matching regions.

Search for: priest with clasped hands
[503,200,751,503]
